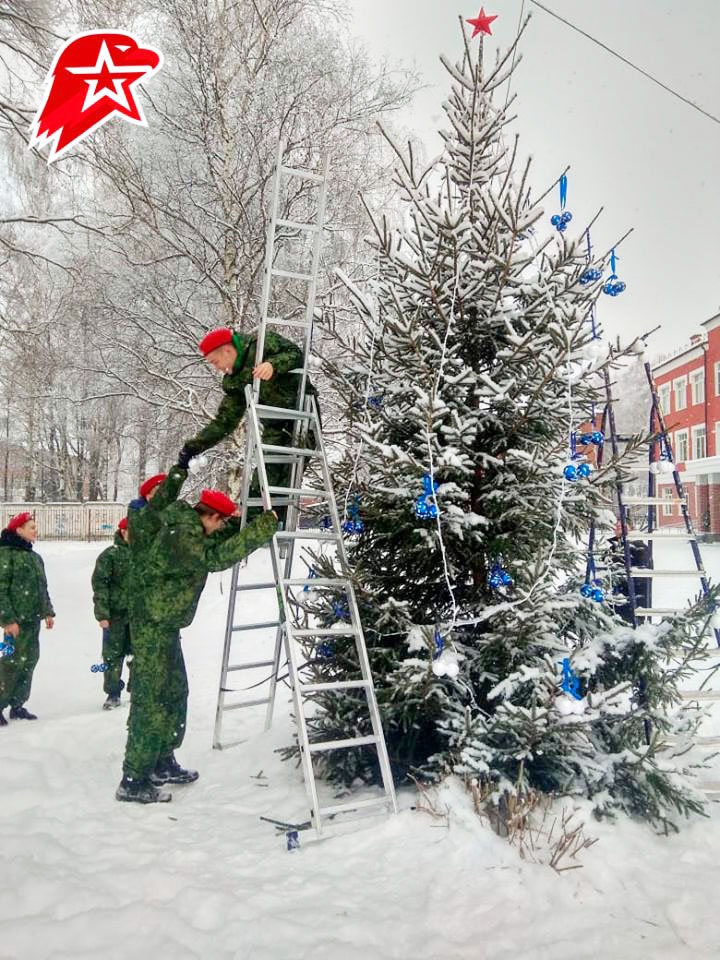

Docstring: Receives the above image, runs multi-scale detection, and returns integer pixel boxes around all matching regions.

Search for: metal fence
[0,502,126,540]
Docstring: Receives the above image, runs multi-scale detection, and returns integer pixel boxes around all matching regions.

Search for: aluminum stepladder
[596,359,720,785]
[212,141,398,833]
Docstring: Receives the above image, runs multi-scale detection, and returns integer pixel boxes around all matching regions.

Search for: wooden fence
[0,502,126,540]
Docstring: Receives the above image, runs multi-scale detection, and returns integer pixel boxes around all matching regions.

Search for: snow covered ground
[2,539,720,960]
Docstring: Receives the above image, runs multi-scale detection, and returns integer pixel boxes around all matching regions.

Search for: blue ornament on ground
[415,474,439,519]
[91,662,109,673]
[560,658,583,700]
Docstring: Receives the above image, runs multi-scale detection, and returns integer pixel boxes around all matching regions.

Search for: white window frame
[690,369,705,405]
[715,422,720,458]
[673,376,688,412]
[675,428,689,462]
[658,383,671,415]
[692,423,707,459]
[662,487,674,517]
[715,361,720,397]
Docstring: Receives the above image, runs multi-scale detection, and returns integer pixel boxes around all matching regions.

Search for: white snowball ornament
[583,338,609,362]
[658,460,675,474]
[444,660,460,679]
[432,659,448,677]
[307,355,323,371]
[188,453,209,474]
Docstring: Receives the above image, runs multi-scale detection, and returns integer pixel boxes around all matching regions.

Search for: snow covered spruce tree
[300,20,716,829]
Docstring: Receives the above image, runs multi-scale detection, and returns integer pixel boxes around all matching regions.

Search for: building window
[658,383,671,415]
[675,429,689,462]
[715,362,720,397]
[662,487,674,517]
[673,377,687,411]
[690,370,705,405]
[693,424,707,459]
[715,422,720,457]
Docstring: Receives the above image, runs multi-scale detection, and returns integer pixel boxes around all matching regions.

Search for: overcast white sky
[346,0,720,360]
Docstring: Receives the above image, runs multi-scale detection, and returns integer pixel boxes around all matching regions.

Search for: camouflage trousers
[0,620,40,710]
[101,619,132,697]
[123,622,188,780]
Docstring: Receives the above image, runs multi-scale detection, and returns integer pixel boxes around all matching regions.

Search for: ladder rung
[282,577,348,587]
[318,796,392,818]
[272,268,313,281]
[625,531,696,541]
[261,444,321,458]
[291,628,358,637]
[274,530,339,541]
[700,781,720,793]
[276,218,320,232]
[255,404,314,420]
[308,735,378,753]
[623,496,685,506]
[629,568,705,577]
[681,690,720,702]
[634,608,685,616]
[231,620,281,632]
[247,497,295,506]
[281,164,324,184]
[223,697,271,711]
[265,318,311,329]
[301,680,370,693]
[236,581,276,591]
[267,486,329,499]
[227,660,275,672]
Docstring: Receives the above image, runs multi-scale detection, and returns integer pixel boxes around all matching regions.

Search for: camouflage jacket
[127,466,188,555]
[184,330,308,457]
[91,532,130,622]
[130,504,277,629]
[0,529,54,625]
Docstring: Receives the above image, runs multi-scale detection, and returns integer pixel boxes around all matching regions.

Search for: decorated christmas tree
[301,14,716,829]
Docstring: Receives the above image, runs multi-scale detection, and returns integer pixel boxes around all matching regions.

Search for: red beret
[199,489,236,517]
[199,328,233,356]
[118,517,129,532]
[6,511,33,532]
[139,474,166,499]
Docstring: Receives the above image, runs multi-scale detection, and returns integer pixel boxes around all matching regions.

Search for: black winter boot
[115,775,171,804]
[151,754,199,785]
[0,709,7,727]
[103,694,121,710]
[10,706,37,720]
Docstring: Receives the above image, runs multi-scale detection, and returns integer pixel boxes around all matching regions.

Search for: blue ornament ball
[591,587,604,603]
[580,583,593,598]
[563,464,578,481]
[590,431,604,445]
[577,463,592,478]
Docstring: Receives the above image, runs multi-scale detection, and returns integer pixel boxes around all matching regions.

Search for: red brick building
[653,312,720,537]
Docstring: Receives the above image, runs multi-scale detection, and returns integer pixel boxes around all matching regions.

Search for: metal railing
[0,502,125,540]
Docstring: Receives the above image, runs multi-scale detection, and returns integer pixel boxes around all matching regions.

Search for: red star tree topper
[29,31,163,164]
[466,7,498,38]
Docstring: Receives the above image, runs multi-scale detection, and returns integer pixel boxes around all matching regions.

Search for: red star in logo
[467,7,498,38]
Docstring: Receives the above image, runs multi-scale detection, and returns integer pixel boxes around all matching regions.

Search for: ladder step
[318,795,392,818]
[282,577,348,587]
[291,628,359,637]
[681,690,720,702]
[227,660,276,672]
[265,318,311,329]
[272,268,313,282]
[231,620,281,632]
[261,444,321,458]
[308,735,378,753]
[301,680,370,693]
[635,607,685,616]
[255,404,314,420]
[625,531,696,541]
[268,485,329,498]
[623,496,685,506]
[276,217,320,232]
[223,697,272,711]
[629,568,705,577]
[274,530,339,541]
[236,581,277,591]
[281,164,324,184]
[700,781,720,793]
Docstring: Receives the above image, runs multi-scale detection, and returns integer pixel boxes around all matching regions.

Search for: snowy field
[2,540,720,960]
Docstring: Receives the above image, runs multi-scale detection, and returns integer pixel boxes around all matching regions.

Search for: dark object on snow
[10,705,37,720]
[115,775,171,804]
[151,753,199,785]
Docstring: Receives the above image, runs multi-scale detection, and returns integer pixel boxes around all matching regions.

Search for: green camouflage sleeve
[0,550,17,625]
[263,331,303,375]
[184,389,247,457]
[147,465,188,513]
[91,547,113,621]
[204,512,278,572]
[40,563,55,619]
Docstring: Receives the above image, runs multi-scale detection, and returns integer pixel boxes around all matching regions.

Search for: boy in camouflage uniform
[91,516,131,710]
[116,487,277,804]
[177,327,312,516]
[0,512,55,725]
